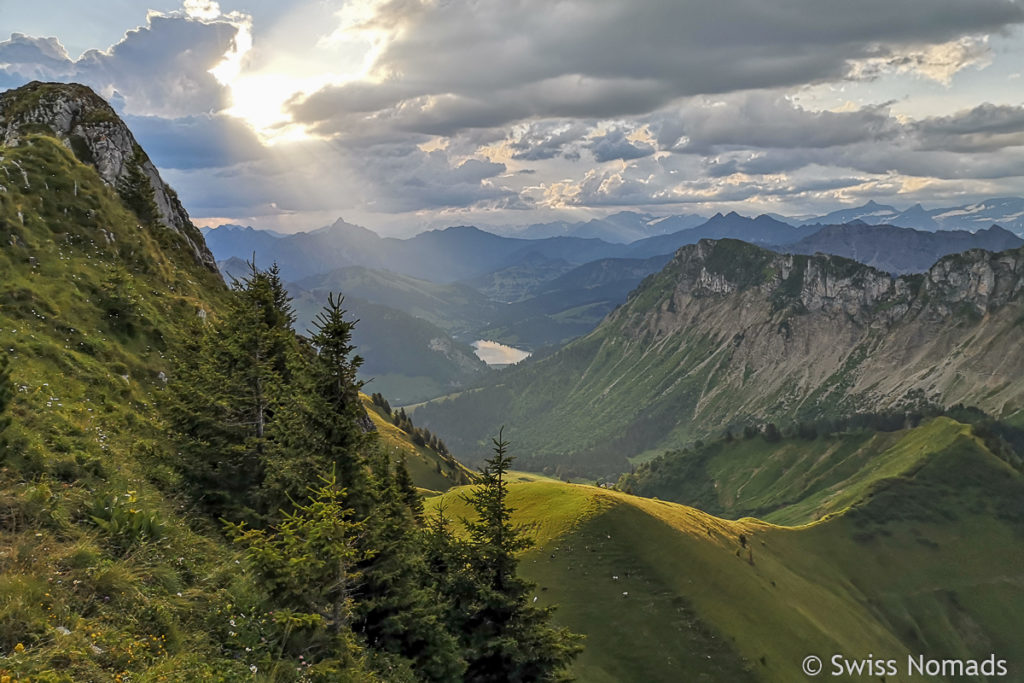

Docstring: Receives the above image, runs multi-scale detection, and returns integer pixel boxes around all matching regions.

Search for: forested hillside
[0,82,579,682]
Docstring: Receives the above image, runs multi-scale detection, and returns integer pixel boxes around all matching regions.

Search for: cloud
[123,113,267,169]
[183,0,223,22]
[650,92,898,154]
[848,36,993,85]
[290,0,1024,138]
[587,128,656,163]
[4,1,1023,224]
[0,33,74,75]
[507,121,588,161]
[522,90,1024,212]
[913,102,1024,152]
[0,10,248,117]
[164,138,518,217]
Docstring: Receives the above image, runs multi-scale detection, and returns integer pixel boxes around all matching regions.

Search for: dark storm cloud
[291,0,1024,136]
[652,93,899,154]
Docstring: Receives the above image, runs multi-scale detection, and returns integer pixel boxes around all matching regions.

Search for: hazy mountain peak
[318,217,381,238]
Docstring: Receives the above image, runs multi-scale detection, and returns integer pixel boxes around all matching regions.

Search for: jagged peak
[0,81,217,273]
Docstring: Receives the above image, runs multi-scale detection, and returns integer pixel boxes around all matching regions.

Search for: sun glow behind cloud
[6,0,1024,228]
[199,0,393,145]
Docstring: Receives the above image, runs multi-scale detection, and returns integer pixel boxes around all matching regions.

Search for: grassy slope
[621,418,979,525]
[0,135,267,678]
[426,421,1024,682]
[0,131,476,679]
[361,395,475,492]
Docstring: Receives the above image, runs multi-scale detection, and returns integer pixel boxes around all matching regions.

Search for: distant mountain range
[415,240,1024,474]
[783,223,1022,274]
[508,210,708,242]
[205,219,623,283]
[485,198,1024,241]
[796,197,1024,234]
[207,208,1024,291]
[205,206,1024,404]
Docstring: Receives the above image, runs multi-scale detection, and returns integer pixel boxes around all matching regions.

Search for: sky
[2,0,1024,236]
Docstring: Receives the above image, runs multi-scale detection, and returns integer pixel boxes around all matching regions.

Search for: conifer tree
[265,262,296,330]
[353,451,464,681]
[300,293,373,513]
[227,471,366,668]
[393,455,423,521]
[167,260,299,523]
[456,429,583,681]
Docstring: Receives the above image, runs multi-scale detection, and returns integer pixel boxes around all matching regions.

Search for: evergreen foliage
[226,470,370,675]
[370,392,392,416]
[165,267,575,680]
[352,453,465,681]
[440,430,583,681]
[301,293,373,512]
[0,96,577,681]
[166,260,299,523]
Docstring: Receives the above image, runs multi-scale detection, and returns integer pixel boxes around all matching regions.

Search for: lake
[472,339,531,366]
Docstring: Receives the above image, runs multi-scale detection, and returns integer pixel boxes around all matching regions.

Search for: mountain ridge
[415,239,1024,474]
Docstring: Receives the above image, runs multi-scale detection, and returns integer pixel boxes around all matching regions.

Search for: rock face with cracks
[415,238,1024,472]
[0,81,217,272]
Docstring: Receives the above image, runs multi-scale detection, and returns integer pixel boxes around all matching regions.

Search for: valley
[2,80,1024,682]
[205,209,1023,409]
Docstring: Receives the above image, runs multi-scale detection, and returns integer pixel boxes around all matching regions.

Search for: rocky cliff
[416,239,1024,474]
[0,81,217,272]
[642,238,1024,324]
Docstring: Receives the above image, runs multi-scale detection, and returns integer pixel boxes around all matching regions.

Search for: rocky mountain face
[0,81,217,271]
[416,239,1024,474]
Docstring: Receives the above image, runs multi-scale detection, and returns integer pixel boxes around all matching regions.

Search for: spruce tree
[353,451,464,681]
[227,470,366,669]
[393,455,423,521]
[265,262,296,330]
[457,429,583,682]
[301,293,372,513]
[166,260,299,523]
